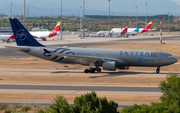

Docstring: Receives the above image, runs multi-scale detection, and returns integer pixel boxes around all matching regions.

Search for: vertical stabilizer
[9,18,44,46]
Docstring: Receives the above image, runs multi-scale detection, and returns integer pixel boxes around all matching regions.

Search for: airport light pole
[24,0,26,24]
[11,3,13,18]
[80,6,82,31]
[60,0,62,40]
[83,0,85,39]
[108,0,111,37]
[136,6,137,27]
[145,2,147,35]
[168,11,170,34]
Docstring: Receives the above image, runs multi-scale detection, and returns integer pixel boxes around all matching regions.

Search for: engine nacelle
[102,61,116,71]
[118,66,130,70]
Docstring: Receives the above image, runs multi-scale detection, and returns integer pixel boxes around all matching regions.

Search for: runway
[0,84,160,92]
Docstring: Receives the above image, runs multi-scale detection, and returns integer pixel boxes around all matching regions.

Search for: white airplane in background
[80,27,91,33]
[29,21,61,41]
[96,31,110,37]
[0,35,11,42]
[139,21,152,33]
[6,21,61,42]
[96,26,128,37]
[6,21,73,42]
[111,21,152,36]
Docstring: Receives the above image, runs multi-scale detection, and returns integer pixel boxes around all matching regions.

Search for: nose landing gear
[156,67,160,74]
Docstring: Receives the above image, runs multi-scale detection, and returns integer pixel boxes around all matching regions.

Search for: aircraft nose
[168,56,178,64]
[173,57,178,63]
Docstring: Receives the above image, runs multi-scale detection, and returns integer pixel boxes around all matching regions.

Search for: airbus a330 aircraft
[6,18,177,74]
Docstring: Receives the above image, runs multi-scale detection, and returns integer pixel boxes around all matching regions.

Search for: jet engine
[102,61,116,71]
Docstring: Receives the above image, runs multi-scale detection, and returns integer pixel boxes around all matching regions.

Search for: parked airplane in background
[7,21,61,42]
[0,35,11,42]
[124,25,140,36]
[97,31,111,37]
[31,26,48,31]
[80,27,91,33]
[139,21,152,33]
[112,26,128,37]
[96,26,128,37]
[6,18,178,74]
[29,21,61,41]
[6,21,74,42]
[111,21,152,36]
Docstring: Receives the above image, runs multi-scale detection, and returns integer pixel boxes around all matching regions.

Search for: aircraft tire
[156,67,160,74]
[96,68,101,73]
[90,68,96,73]
[84,69,90,73]
[42,38,47,41]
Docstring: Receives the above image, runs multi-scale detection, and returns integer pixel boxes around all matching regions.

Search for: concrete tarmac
[0,84,160,92]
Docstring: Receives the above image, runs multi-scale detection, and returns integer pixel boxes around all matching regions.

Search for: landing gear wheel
[42,38,47,41]
[156,67,160,74]
[90,68,96,73]
[84,69,89,73]
[96,68,101,73]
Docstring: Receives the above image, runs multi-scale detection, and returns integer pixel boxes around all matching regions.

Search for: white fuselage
[111,28,144,35]
[30,31,51,39]
[0,35,11,41]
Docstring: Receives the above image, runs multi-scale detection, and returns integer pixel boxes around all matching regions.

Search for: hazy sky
[1,0,180,16]
[171,0,180,5]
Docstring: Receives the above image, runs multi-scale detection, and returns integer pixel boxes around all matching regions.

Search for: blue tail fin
[133,25,140,32]
[9,18,44,47]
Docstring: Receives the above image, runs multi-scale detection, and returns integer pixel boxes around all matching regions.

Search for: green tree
[121,73,180,113]
[47,95,70,113]
[71,91,118,113]
[159,73,180,106]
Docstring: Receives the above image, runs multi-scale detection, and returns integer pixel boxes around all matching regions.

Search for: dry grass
[0,57,83,70]
[0,75,165,86]
[0,92,161,105]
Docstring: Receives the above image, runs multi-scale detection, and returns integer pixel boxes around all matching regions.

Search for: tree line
[0,16,180,32]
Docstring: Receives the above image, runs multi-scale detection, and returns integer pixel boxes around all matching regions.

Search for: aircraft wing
[44,49,124,63]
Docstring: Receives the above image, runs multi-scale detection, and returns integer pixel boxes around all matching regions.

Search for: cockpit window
[167,55,174,58]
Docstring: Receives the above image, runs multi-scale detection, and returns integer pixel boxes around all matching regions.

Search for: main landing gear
[84,67,101,73]
[156,67,160,74]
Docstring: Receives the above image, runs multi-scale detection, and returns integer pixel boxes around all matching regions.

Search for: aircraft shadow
[51,70,175,79]
[89,71,170,78]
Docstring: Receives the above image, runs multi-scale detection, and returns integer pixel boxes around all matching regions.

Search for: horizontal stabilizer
[5,46,30,52]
